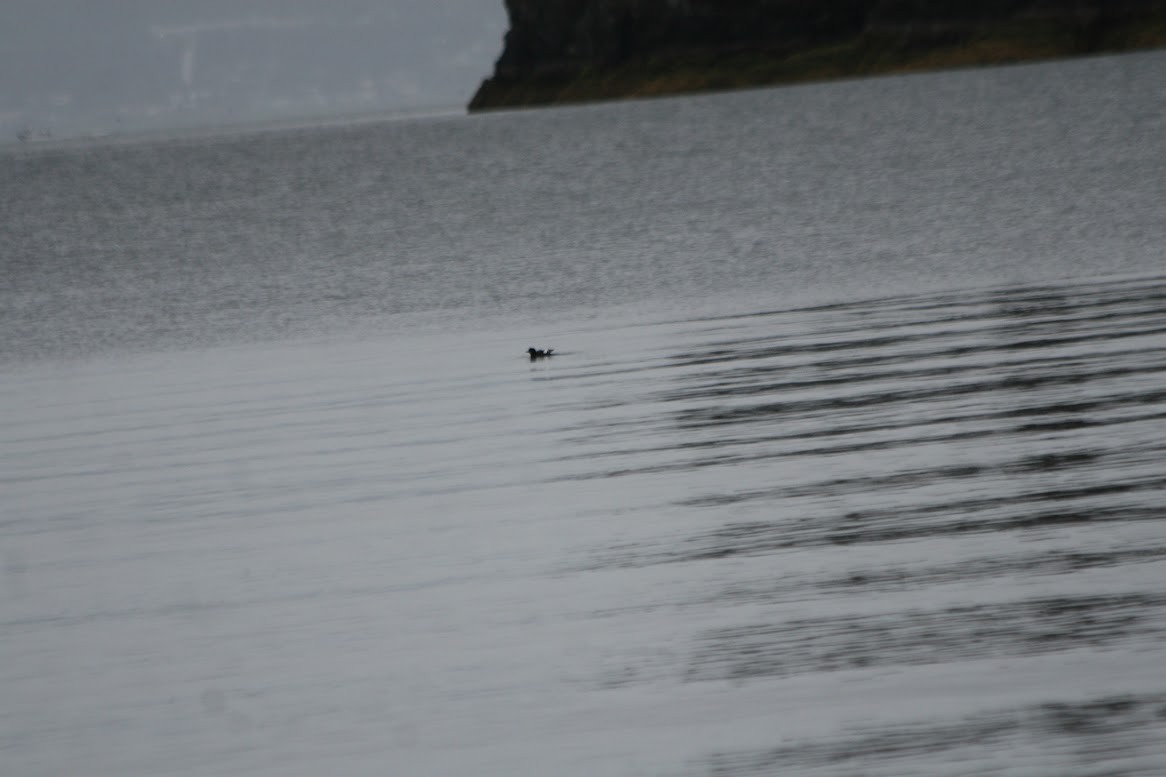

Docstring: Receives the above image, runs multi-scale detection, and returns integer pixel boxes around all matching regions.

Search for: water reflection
[565,274,1166,561]
[553,275,1166,772]
[701,694,1166,776]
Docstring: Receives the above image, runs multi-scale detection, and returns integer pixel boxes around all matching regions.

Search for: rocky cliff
[469,0,1166,110]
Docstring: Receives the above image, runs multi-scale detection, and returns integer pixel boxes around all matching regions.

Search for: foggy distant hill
[1,0,504,141]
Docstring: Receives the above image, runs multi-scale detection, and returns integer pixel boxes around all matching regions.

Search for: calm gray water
[2,51,1166,776]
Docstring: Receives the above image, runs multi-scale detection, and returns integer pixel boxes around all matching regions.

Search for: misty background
[0,0,506,142]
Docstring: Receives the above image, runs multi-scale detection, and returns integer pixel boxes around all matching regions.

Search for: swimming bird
[527,347,554,360]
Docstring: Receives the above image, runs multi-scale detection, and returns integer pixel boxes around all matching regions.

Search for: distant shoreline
[1,105,466,150]
[469,1,1166,111]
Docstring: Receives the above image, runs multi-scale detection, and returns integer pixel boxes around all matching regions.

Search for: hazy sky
[0,0,507,139]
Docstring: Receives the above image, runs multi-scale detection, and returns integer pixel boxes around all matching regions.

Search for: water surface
[2,51,1166,776]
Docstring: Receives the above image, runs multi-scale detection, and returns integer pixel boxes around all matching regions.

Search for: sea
[2,50,1165,776]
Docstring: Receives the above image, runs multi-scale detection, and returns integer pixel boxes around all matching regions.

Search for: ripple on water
[548,275,1166,774]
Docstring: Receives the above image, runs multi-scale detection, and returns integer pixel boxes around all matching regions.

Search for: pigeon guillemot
[527,347,554,360]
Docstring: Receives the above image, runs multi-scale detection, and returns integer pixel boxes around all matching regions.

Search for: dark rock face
[469,0,1166,110]
[492,0,868,75]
